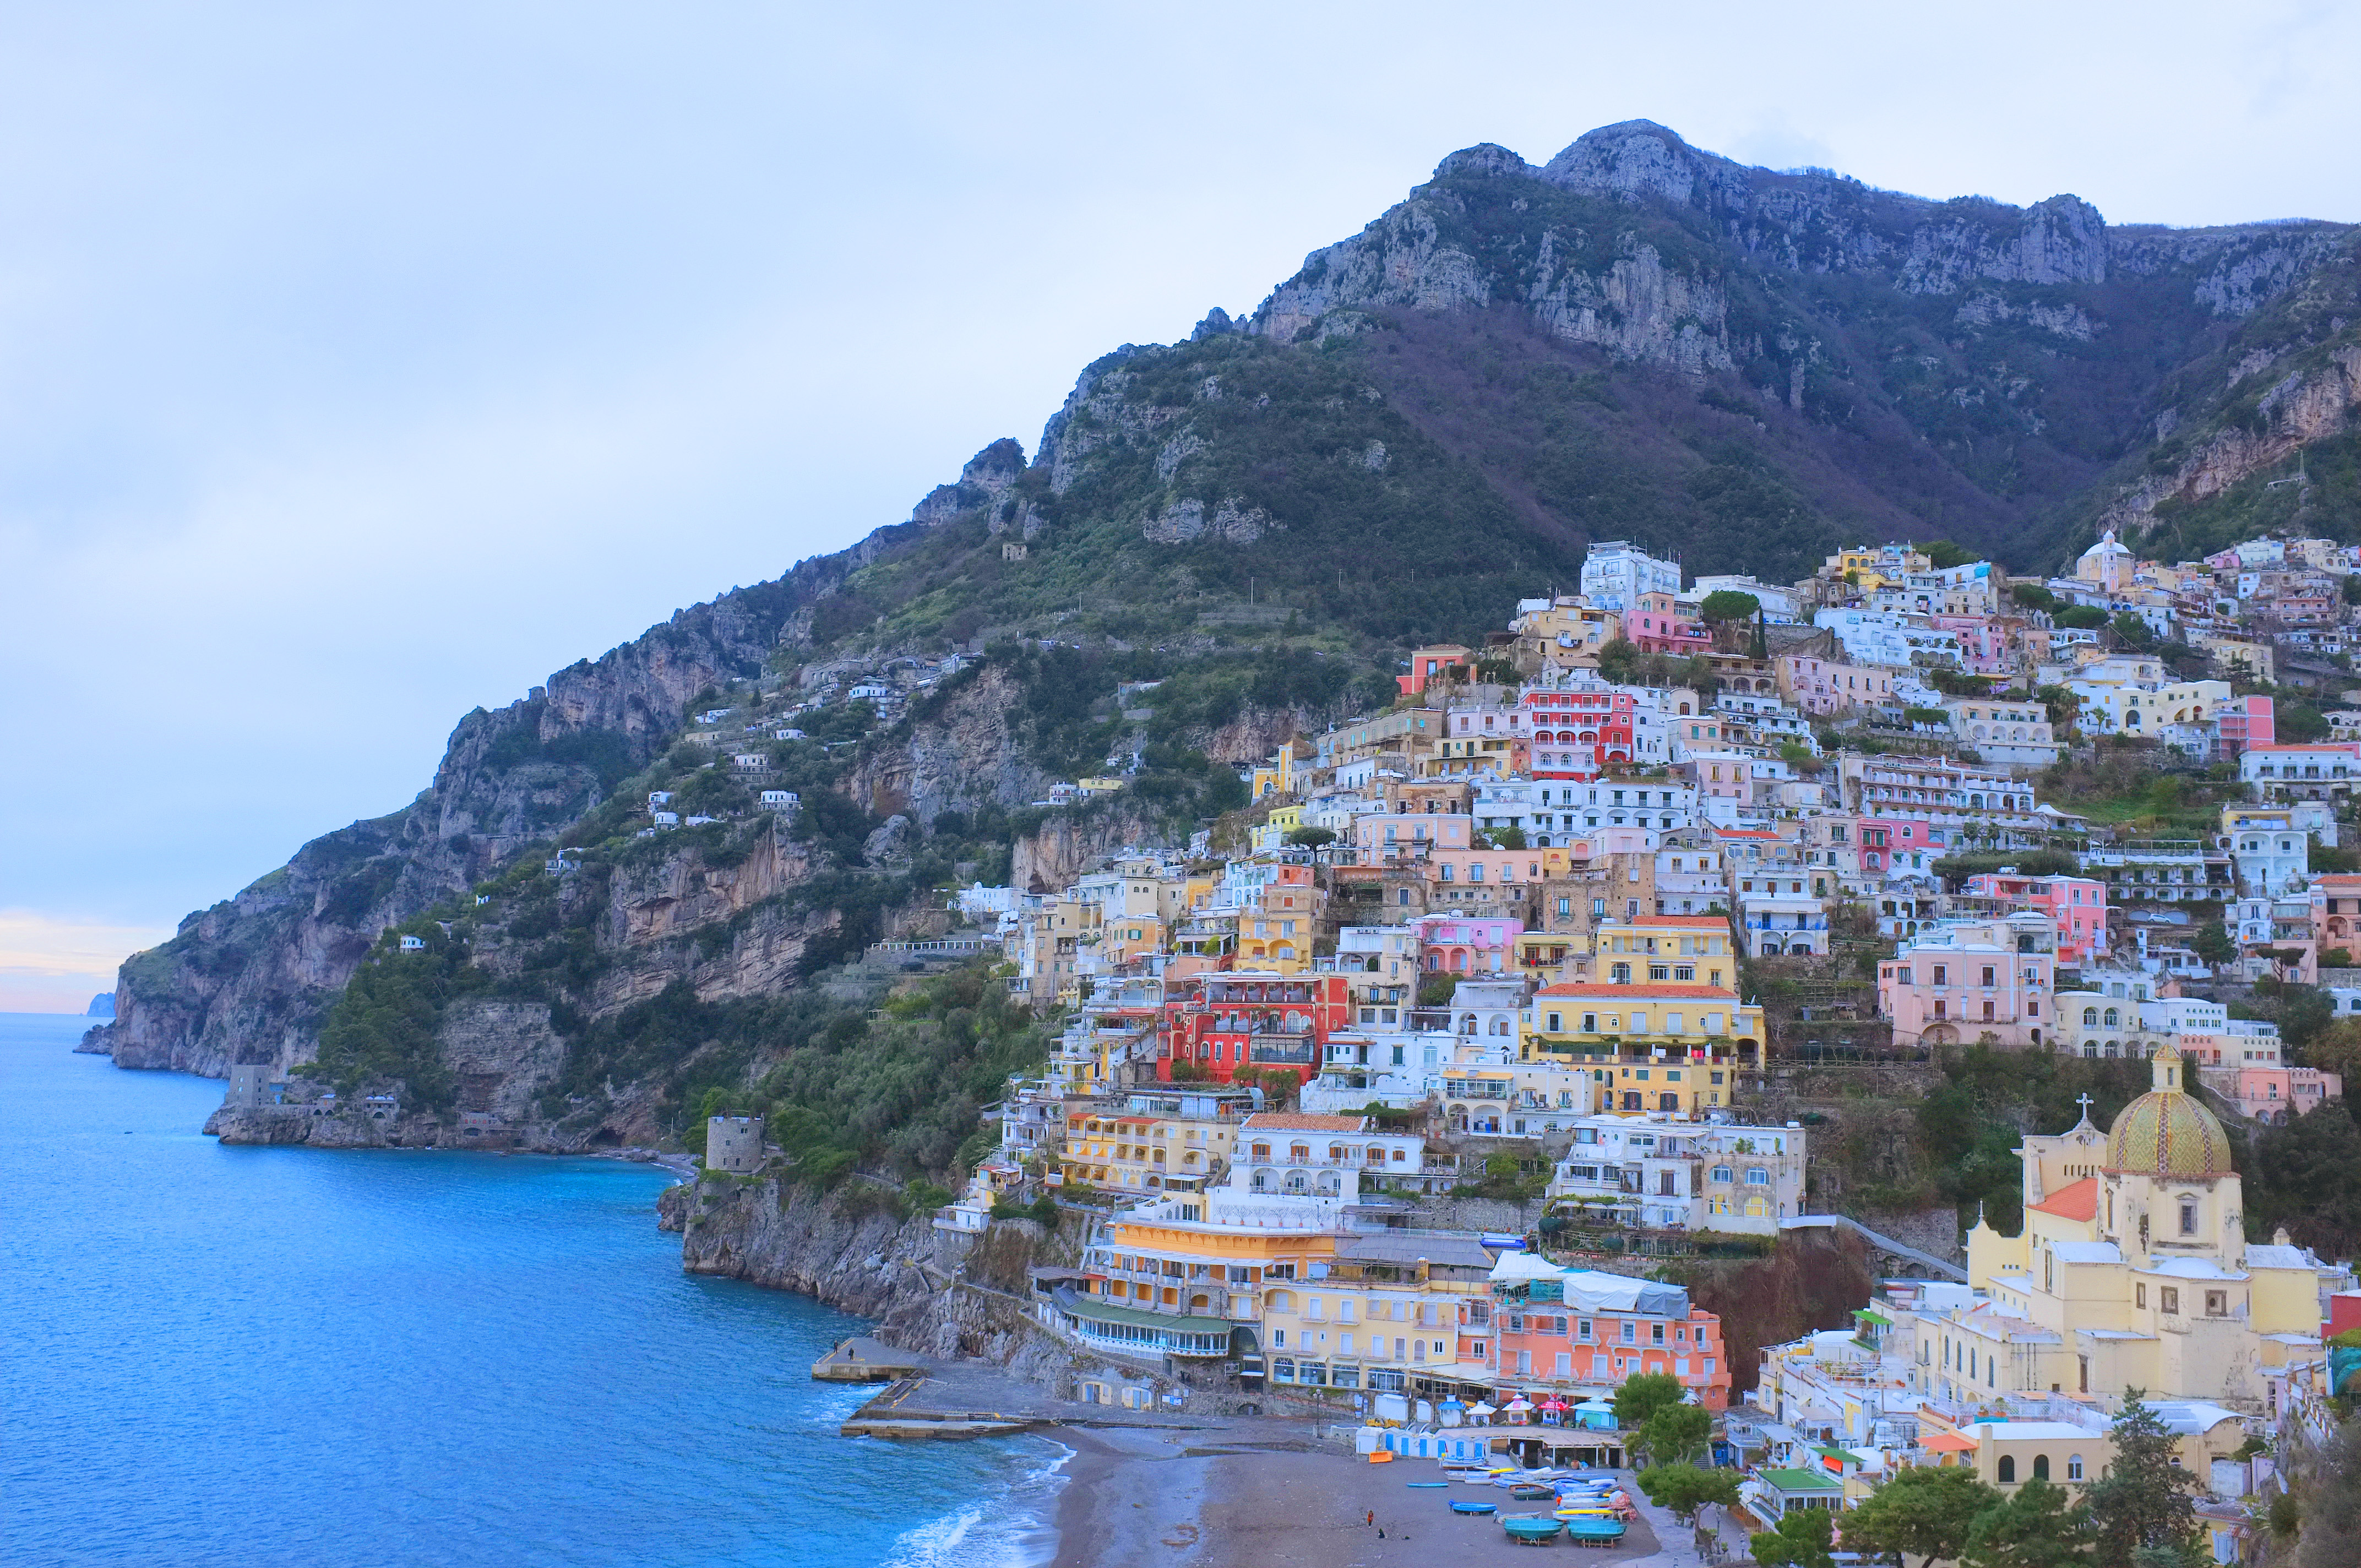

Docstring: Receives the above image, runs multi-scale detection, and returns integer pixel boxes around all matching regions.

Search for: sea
[0,1012,1067,1568]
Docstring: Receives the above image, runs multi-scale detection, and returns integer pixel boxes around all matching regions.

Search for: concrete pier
[811,1336,923,1383]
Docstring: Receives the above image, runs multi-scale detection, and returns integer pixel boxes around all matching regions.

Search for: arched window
[2032,1454,2050,1481]
[2083,1007,2099,1026]
[2104,1008,2119,1027]
[1998,1455,2016,1484]
[2068,1454,2083,1480]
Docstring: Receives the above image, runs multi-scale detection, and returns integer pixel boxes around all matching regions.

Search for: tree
[2293,1409,2361,1568]
[1845,1464,2002,1567]
[2086,1391,2199,1567]
[2013,582,2059,612]
[1699,590,1761,623]
[2246,1103,2361,1260]
[1636,1462,1739,1522]
[1283,826,1335,848]
[1922,540,1978,569]
[2058,606,2109,630]
[1612,1370,1688,1433]
[1640,1402,1713,1466]
[2304,1017,2361,1080]
[2190,921,2235,966]
[1962,1476,2094,1568]
[1752,1505,1837,1568]
[1489,825,1529,850]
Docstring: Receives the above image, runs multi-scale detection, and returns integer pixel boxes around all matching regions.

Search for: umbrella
[1541,1397,1569,1411]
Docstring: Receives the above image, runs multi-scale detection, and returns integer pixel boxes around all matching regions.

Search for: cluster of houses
[672,533,2361,1555]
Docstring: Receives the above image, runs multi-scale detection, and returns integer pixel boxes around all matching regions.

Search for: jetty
[811,1336,923,1383]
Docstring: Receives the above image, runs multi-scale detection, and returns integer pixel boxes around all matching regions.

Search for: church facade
[1935,1043,2327,1417]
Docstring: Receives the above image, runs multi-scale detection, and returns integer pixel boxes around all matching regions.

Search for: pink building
[1963,872,2111,965]
[1878,912,2058,1049]
[1426,849,1553,891]
[2218,695,2275,757]
[1628,592,1712,656]
[1410,913,1526,974]
[1775,654,1898,716]
[1352,813,1473,864]
[1933,614,2015,677]
[2197,1063,2344,1126]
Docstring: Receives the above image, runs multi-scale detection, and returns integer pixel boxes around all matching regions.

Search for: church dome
[2104,1044,2233,1177]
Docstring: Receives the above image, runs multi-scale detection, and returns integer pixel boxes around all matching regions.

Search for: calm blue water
[0,1014,1063,1568]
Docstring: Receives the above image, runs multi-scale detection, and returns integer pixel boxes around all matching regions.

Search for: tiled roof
[2027,1177,2098,1221]
[1537,983,1745,1000]
[1239,1112,1367,1131]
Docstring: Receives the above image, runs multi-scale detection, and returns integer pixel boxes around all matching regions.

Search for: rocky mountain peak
[910,438,1027,527]
[1539,118,1738,208]
[1430,143,1533,181]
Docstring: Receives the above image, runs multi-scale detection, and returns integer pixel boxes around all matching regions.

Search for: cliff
[664,1178,1112,1391]
[84,118,2361,1164]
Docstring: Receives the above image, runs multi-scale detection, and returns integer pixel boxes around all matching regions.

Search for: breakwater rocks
[666,1179,1234,1413]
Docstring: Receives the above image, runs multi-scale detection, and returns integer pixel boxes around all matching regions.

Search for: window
[2068,1454,2084,1480]
[2180,1200,2197,1236]
[2136,1284,2146,1308]
[1933,965,1948,986]
[1578,1319,1593,1341]
[1620,1321,1636,1344]
[1999,1455,2016,1484]
[1746,1168,1770,1186]
[2205,1290,2227,1316]
[1711,1166,1733,1184]
[2161,1287,2179,1315]
[2033,1455,2050,1482]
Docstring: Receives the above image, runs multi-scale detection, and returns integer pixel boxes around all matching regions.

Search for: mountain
[83,122,2361,1161]
[86,993,113,1019]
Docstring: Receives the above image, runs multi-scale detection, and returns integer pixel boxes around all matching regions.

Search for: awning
[1853,1308,1894,1326]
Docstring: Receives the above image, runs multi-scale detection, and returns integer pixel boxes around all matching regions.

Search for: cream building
[1946,1043,2327,1416]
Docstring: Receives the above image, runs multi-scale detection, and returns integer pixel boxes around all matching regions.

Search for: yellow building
[1060,1090,1254,1194]
[1946,1043,2327,1413]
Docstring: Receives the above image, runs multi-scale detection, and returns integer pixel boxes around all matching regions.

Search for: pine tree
[1962,1475,2095,1567]
[2085,1390,2198,1567]
[1845,1463,2001,1567]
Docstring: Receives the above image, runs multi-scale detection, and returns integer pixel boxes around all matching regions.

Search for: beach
[1048,1424,1666,1568]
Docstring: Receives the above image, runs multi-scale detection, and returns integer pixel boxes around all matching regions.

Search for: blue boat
[1503,1514,1566,1544]
[1450,1499,1499,1516]
[1565,1515,1628,1547]
[1407,1481,1448,1489]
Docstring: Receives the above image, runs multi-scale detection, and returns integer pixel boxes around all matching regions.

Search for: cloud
[0,910,173,1014]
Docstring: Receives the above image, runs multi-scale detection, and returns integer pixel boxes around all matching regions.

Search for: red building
[1160,971,1350,1086]
[1523,688,1634,778]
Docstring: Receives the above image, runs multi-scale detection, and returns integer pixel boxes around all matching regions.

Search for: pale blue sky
[4,0,2357,1009]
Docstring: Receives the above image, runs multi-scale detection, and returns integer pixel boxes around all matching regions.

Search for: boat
[1503,1514,1567,1545]
[1564,1515,1628,1548]
[1509,1483,1557,1501]
[1449,1500,1499,1516]
[1366,1450,1394,1464]
[1406,1481,1449,1489]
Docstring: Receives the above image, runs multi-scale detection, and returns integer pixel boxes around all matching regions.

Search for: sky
[3,1,2357,1012]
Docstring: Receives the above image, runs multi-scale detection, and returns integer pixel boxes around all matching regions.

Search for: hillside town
[788,533,2361,1561]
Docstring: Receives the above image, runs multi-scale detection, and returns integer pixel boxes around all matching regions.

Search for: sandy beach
[1049,1424,1666,1568]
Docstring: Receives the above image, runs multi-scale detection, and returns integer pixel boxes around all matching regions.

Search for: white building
[1580,541,1682,613]
[1548,1116,1808,1234]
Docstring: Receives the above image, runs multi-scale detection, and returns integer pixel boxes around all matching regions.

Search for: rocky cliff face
[90,118,2361,1147]
[84,589,804,1080]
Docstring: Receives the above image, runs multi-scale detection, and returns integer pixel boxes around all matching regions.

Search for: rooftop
[1238,1113,1369,1132]
[2027,1178,2098,1222]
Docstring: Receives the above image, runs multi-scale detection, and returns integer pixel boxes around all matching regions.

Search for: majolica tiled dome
[2106,1046,2233,1177]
